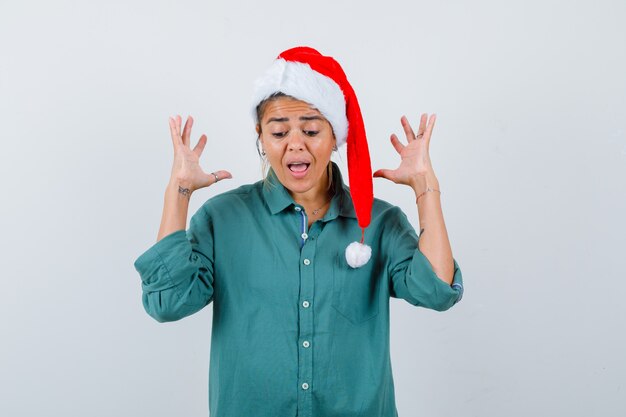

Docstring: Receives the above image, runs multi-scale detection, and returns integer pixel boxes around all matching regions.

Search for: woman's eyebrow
[266,115,324,123]
[267,117,289,123]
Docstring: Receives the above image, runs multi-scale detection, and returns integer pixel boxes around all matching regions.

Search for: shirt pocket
[331,253,380,325]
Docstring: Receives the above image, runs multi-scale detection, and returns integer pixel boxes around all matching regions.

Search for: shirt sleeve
[386,207,464,311]
[133,205,215,322]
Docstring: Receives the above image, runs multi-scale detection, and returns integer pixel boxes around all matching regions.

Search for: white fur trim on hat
[251,59,349,147]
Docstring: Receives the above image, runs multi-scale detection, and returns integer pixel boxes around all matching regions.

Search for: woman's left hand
[373,113,440,191]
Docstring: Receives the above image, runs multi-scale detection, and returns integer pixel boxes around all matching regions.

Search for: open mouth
[287,162,310,173]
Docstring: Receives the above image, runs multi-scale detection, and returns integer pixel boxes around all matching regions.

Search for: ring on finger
[211,172,219,183]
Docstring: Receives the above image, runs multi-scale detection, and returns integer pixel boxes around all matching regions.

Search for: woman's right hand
[168,114,232,193]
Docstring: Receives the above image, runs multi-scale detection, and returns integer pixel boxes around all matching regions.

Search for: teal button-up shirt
[133,162,463,417]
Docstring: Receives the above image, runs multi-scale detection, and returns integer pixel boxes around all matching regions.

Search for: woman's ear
[255,124,261,135]
[256,134,265,158]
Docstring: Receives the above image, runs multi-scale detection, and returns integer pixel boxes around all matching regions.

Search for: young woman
[134,46,463,417]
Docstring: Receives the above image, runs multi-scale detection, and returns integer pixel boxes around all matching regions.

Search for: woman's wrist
[410,173,440,196]
[167,178,194,199]
[416,187,441,204]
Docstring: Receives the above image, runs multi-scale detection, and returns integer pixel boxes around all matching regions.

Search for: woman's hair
[256,92,334,191]
[255,91,293,131]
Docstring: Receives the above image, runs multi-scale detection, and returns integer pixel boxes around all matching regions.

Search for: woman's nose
[287,132,305,151]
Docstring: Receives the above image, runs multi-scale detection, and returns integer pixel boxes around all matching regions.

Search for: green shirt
[133,162,463,417]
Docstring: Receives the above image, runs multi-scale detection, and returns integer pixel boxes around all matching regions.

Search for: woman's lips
[287,163,310,178]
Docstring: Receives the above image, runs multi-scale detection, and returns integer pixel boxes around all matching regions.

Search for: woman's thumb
[207,170,232,186]
[373,169,394,181]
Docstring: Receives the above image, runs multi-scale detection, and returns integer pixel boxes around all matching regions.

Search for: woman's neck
[296,187,333,227]
[292,186,332,210]
[289,169,333,209]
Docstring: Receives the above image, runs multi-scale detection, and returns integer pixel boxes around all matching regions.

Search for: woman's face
[257,97,336,199]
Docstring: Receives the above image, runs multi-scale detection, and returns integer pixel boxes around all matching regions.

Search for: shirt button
[301,232,308,239]
[302,301,310,308]
[295,207,302,212]
[302,382,309,390]
[303,259,311,266]
[302,340,310,348]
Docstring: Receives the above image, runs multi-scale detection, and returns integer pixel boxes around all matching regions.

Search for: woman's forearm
[412,176,455,284]
[157,180,192,242]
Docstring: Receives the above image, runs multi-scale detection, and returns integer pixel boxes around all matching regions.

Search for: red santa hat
[252,46,373,268]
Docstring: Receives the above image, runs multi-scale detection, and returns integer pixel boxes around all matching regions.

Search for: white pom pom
[345,241,372,268]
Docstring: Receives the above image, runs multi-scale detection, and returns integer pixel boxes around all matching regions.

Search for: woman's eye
[272,132,287,138]
[304,130,319,137]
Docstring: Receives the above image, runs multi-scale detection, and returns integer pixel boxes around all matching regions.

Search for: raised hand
[373,113,439,192]
[168,114,232,193]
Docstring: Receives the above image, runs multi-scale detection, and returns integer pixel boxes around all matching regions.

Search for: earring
[261,149,266,156]
[332,144,338,152]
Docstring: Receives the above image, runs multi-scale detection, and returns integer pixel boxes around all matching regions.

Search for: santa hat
[251,46,373,268]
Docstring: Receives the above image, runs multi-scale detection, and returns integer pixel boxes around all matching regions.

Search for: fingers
[416,114,428,139]
[215,170,233,181]
[181,116,193,146]
[423,114,436,147]
[168,116,182,148]
[373,169,396,182]
[175,115,182,139]
[192,134,207,156]
[411,113,435,152]
[169,115,200,151]
[390,134,404,154]
[206,170,233,186]
[400,115,416,142]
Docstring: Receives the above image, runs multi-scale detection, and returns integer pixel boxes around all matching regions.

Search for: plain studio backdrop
[1,1,624,416]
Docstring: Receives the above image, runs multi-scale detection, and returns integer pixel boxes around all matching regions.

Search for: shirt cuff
[407,233,464,310]
[450,258,464,304]
[133,229,189,288]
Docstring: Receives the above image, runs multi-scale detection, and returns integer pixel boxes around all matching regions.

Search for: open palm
[168,115,231,192]
[373,113,437,189]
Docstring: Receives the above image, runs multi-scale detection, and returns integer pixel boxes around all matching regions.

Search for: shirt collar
[262,162,357,220]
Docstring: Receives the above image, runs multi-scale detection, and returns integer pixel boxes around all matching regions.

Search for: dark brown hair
[255,92,294,132]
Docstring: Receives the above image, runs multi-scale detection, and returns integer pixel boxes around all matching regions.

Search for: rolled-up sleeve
[386,207,464,311]
[133,206,215,322]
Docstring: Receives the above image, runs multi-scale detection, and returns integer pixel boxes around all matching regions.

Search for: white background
[1,1,625,416]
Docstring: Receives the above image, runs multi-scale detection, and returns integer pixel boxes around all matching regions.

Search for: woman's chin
[275,167,326,197]
[282,176,319,196]
[285,181,314,195]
